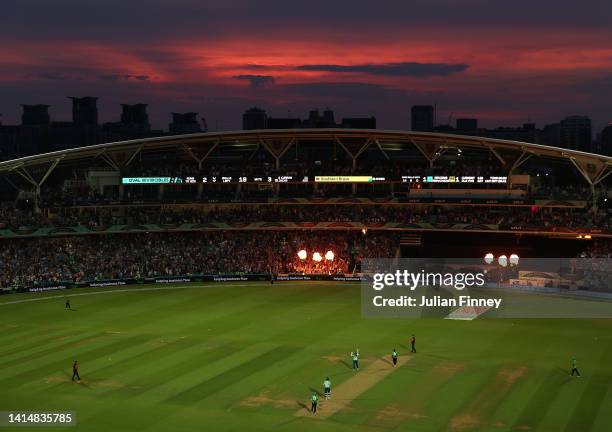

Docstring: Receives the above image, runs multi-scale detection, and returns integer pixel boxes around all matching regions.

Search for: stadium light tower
[484,253,494,265]
[325,251,334,261]
[297,249,307,260]
[313,252,323,262]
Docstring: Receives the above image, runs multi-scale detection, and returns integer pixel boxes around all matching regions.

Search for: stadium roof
[1,129,611,186]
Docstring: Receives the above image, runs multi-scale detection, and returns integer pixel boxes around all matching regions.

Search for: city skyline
[1,0,611,132]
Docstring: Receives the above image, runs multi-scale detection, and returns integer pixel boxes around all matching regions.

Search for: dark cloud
[240,64,290,71]
[232,75,276,88]
[281,82,402,99]
[38,71,151,82]
[296,62,468,77]
[99,74,150,82]
[38,72,70,81]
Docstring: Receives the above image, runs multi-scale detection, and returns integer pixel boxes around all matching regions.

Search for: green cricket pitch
[1,281,611,431]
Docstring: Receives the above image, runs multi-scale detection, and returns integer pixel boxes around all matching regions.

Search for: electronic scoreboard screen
[122,175,508,184]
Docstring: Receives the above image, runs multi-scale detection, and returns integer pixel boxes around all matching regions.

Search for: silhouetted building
[121,104,149,127]
[540,123,561,147]
[101,103,152,143]
[169,112,201,134]
[411,105,434,132]
[243,107,268,130]
[65,97,100,148]
[341,117,377,129]
[21,105,50,125]
[0,125,19,160]
[2,98,212,159]
[432,124,454,133]
[560,115,592,152]
[456,118,478,131]
[50,121,77,150]
[434,121,539,143]
[266,117,302,129]
[70,97,98,125]
[16,105,52,155]
[600,123,612,156]
[303,109,336,128]
[485,123,539,143]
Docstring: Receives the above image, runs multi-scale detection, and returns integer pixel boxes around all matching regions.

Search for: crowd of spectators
[575,240,612,292]
[0,204,52,230]
[579,240,612,259]
[1,204,610,231]
[0,231,398,289]
[0,239,75,289]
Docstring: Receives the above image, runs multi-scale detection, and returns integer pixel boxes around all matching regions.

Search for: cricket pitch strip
[295,356,411,419]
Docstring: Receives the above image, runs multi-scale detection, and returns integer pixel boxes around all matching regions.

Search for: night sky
[1,0,611,132]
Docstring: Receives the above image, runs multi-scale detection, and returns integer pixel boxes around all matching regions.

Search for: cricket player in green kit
[392,348,398,366]
[311,392,319,413]
[570,357,581,377]
[323,377,331,399]
[351,350,360,371]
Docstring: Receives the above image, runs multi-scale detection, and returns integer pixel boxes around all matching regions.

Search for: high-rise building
[21,105,50,125]
[600,123,612,156]
[541,123,561,147]
[341,117,377,129]
[303,109,336,128]
[266,117,302,129]
[101,103,152,143]
[242,107,268,130]
[0,124,19,160]
[69,97,98,125]
[169,112,201,134]
[121,104,149,127]
[456,118,478,131]
[411,105,434,132]
[560,115,592,152]
[18,105,52,155]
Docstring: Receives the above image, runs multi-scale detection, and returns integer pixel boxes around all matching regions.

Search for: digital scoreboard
[122,177,184,184]
[122,175,507,184]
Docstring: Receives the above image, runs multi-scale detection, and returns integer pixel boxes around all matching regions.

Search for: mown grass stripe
[174,287,313,337]
[116,289,234,328]
[59,289,189,324]
[564,338,612,432]
[513,368,565,430]
[228,285,354,345]
[0,327,76,356]
[0,325,62,342]
[444,364,528,431]
[0,331,106,369]
[563,372,612,432]
[136,343,280,403]
[0,334,152,387]
[167,345,302,404]
[100,339,240,398]
[40,336,202,392]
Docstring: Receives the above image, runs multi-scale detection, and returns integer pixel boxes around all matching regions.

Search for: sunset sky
[1,0,611,132]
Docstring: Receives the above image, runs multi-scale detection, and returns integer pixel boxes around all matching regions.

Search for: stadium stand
[0,129,610,291]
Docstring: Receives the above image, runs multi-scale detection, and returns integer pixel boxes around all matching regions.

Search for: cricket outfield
[1,281,611,432]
